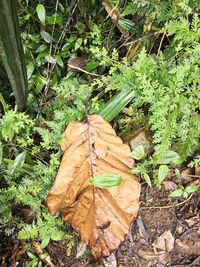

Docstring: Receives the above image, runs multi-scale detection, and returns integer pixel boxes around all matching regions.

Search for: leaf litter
[47,115,141,259]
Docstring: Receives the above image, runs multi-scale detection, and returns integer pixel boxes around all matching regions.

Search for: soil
[1,180,200,267]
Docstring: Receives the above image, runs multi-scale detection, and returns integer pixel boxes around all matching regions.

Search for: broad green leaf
[56,55,64,67]
[41,31,52,43]
[36,44,47,53]
[118,19,135,31]
[51,72,58,87]
[46,15,63,26]
[131,145,145,160]
[99,88,134,122]
[23,14,31,20]
[159,151,180,164]
[185,184,199,194]
[86,61,99,71]
[51,231,65,241]
[27,62,35,79]
[34,75,47,94]
[0,92,8,113]
[27,252,36,260]
[41,236,50,248]
[10,151,26,175]
[61,43,70,52]
[75,38,83,51]
[36,4,46,26]
[143,173,151,187]
[45,55,56,64]
[90,174,122,188]
[169,189,183,198]
[156,165,169,188]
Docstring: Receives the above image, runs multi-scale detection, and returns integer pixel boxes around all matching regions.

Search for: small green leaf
[75,38,83,51]
[45,55,56,64]
[175,168,181,178]
[131,145,145,160]
[41,236,50,248]
[36,4,46,26]
[56,55,64,67]
[10,151,26,175]
[46,15,63,26]
[90,174,122,188]
[34,76,47,94]
[185,185,199,194]
[23,14,31,20]
[156,165,169,188]
[27,63,35,79]
[169,189,183,198]
[118,19,135,31]
[36,44,47,53]
[159,151,180,164]
[143,173,151,187]
[131,168,141,175]
[86,61,99,71]
[41,31,52,43]
[183,191,189,199]
[51,231,65,241]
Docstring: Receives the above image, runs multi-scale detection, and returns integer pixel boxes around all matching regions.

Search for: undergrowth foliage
[0,0,199,264]
[93,15,200,161]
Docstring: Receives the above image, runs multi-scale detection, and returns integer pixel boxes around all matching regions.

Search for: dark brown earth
[1,180,199,267]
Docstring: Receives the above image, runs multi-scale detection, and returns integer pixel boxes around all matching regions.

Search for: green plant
[0,0,200,264]
[131,145,145,160]
[154,165,169,189]
[95,15,200,163]
[169,184,199,199]
[188,155,200,168]
[0,109,34,146]
[18,211,71,249]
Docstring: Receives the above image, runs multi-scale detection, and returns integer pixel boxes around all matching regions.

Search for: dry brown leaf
[176,228,200,256]
[102,0,129,37]
[163,181,178,191]
[32,241,55,267]
[153,230,175,252]
[195,166,200,176]
[67,57,86,72]
[47,115,141,259]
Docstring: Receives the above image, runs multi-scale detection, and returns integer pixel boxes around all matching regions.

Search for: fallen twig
[141,193,194,209]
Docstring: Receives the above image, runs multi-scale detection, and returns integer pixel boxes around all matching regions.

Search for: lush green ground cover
[0,1,199,265]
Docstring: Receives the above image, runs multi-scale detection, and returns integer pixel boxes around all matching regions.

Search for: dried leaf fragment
[47,115,140,259]
[153,230,175,252]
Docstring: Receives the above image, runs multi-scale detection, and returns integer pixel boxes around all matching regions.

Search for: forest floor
[1,180,200,267]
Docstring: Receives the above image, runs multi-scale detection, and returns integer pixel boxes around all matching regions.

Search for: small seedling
[169,184,199,199]
[155,165,169,189]
[131,145,145,160]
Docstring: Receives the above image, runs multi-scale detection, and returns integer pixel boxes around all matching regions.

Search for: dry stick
[141,193,194,209]
[67,64,101,77]
[124,31,160,47]
[157,31,166,56]
[148,31,160,55]
[46,0,59,79]
[117,32,136,50]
